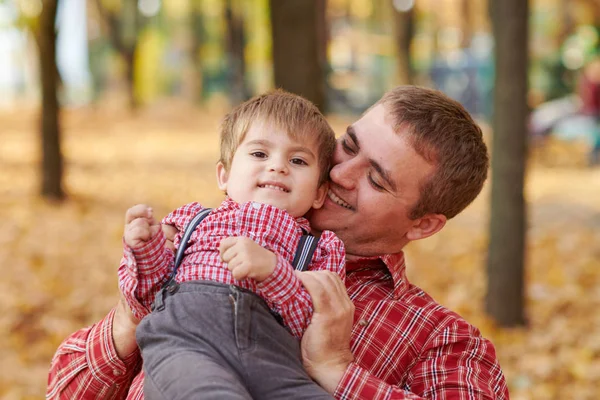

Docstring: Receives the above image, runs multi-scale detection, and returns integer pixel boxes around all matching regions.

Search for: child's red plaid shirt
[118,198,346,339]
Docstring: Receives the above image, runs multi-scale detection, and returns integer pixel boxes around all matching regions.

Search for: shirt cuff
[334,362,392,400]
[256,255,300,305]
[85,308,141,387]
[124,231,168,275]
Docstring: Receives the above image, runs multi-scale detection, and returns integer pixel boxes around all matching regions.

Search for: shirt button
[251,202,261,209]
[113,369,122,376]
[358,319,369,327]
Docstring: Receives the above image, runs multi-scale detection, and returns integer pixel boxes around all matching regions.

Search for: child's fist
[124,204,161,248]
[219,236,277,282]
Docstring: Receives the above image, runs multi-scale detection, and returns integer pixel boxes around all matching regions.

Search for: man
[47,86,509,399]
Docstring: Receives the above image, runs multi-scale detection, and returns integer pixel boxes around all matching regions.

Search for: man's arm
[47,300,141,399]
[296,271,509,400]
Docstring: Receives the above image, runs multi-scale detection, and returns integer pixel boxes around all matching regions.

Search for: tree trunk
[461,0,472,49]
[392,4,414,85]
[486,0,528,326]
[94,0,140,110]
[189,0,205,102]
[269,0,326,111]
[38,0,64,200]
[225,0,249,104]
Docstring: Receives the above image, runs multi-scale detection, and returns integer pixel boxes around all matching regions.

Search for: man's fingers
[296,271,351,314]
[296,271,331,312]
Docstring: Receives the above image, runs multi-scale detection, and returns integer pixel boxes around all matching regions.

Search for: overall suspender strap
[291,234,319,272]
[152,208,212,311]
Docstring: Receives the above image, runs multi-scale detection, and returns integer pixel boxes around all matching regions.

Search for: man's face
[309,104,436,257]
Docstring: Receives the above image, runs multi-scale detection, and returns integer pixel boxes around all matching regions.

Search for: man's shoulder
[399,283,485,342]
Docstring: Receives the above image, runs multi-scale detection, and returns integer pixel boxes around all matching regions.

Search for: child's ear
[312,182,328,209]
[216,162,229,191]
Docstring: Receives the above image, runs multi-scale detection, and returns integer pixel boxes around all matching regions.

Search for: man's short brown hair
[220,90,336,184]
[379,86,489,220]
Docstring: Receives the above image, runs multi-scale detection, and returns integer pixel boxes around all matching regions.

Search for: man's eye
[368,174,384,191]
[290,158,308,165]
[251,151,267,158]
[341,139,356,154]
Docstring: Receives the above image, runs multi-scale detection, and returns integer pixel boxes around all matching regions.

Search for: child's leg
[136,282,253,400]
[230,286,333,400]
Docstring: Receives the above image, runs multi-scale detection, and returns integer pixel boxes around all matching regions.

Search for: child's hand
[124,204,161,248]
[219,236,277,282]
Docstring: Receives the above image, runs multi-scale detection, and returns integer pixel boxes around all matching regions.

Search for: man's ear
[216,161,228,191]
[406,213,447,241]
[312,182,328,209]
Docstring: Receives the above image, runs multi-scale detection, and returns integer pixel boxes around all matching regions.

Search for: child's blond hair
[220,90,336,184]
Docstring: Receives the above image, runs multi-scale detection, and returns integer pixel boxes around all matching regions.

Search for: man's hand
[112,290,140,360]
[124,204,161,248]
[219,236,277,281]
[296,271,355,394]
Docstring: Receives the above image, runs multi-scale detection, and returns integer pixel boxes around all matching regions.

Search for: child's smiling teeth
[259,184,289,193]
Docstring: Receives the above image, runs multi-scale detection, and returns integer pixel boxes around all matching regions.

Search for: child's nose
[268,157,288,174]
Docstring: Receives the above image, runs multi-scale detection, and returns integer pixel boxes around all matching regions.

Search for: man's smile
[327,189,353,210]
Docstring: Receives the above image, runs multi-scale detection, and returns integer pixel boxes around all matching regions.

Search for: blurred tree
[486,0,528,326]
[189,0,205,102]
[391,1,415,84]
[94,0,145,109]
[225,0,250,104]
[460,0,472,49]
[35,0,64,200]
[270,0,326,111]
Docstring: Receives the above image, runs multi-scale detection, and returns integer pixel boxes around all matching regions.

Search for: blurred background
[1,0,599,399]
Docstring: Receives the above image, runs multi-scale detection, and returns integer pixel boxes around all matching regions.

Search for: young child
[118,90,345,399]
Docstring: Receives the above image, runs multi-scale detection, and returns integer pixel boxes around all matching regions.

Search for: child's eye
[290,158,308,166]
[251,151,267,158]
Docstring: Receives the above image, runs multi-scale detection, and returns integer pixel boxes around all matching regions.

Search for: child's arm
[219,231,346,338]
[118,205,174,320]
[118,202,206,320]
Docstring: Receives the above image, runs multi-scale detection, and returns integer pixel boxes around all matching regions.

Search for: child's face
[217,120,327,218]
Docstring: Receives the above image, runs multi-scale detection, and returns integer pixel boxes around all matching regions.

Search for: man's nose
[329,158,357,189]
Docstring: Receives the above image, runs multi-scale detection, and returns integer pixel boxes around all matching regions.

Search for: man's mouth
[258,182,290,193]
[328,190,353,210]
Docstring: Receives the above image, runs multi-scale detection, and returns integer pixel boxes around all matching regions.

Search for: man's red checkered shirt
[48,252,509,399]
[118,198,346,339]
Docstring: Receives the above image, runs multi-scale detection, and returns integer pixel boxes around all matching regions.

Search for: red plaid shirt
[118,198,346,339]
[48,254,509,400]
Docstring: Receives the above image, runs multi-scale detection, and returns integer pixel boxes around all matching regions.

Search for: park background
[1,0,600,398]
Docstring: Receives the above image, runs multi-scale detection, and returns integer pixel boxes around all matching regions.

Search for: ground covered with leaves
[1,102,599,399]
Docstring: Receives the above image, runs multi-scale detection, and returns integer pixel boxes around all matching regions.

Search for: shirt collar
[221,197,311,233]
[346,252,408,299]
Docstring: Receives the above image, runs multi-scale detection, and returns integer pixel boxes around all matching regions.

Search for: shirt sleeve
[256,230,346,339]
[333,320,509,400]
[118,231,173,321]
[117,202,206,321]
[46,308,142,400]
